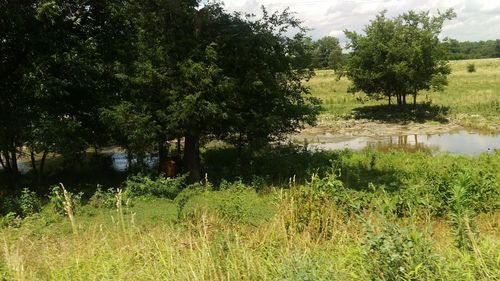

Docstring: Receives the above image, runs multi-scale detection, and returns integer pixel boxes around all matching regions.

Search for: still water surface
[299,131,500,155]
[2,131,498,174]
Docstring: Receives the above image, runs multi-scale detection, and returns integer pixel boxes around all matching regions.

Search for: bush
[217,181,250,222]
[364,219,439,280]
[0,196,18,216]
[123,174,187,199]
[467,63,476,72]
[48,185,83,215]
[0,212,22,228]
[19,188,41,217]
[282,173,348,238]
[88,187,118,209]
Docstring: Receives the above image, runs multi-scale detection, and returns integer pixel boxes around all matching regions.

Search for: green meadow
[311,58,500,131]
[1,59,499,280]
[1,148,499,280]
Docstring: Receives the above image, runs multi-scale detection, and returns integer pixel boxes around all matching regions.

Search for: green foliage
[283,173,347,237]
[19,188,41,217]
[344,9,456,105]
[175,186,203,220]
[88,187,118,209]
[311,36,344,70]
[0,212,21,228]
[123,174,187,199]
[448,174,478,251]
[217,181,250,222]
[467,63,476,72]
[364,219,439,280]
[445,39,500,60]
[48,185,82,215]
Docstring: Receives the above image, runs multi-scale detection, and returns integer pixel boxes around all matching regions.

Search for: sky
[217,0,500,43]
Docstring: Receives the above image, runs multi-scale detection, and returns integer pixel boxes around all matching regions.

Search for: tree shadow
[352,103,450,123]
[202,145,404,192]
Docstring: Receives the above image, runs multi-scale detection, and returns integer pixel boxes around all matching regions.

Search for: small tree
[343,10,456,106]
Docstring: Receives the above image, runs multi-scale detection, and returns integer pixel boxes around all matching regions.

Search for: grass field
[1,58,499,280]
[1,148,499,280]
[309,58,500,131]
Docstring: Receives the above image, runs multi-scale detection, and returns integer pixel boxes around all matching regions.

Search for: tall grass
[1,150,498,280]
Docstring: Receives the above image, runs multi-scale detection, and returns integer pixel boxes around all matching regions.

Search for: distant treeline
[310,37,500,68]
[445,39,500,60]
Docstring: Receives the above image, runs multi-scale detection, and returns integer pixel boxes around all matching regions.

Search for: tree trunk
[10,150,18,174]
[30,151,38,175]
[402,94,407,105]
[158,139,168,175]
[183,133,202,183]
[0,153,5,170]
[38,150,48,186]
[2,151,11,171]
[176,138,181,156]
[413,93,417,106]
[388,95,391,106]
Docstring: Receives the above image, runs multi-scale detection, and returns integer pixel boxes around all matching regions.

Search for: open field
[1,148,499,280]
[1,60,499,280]
[308,58,500,133]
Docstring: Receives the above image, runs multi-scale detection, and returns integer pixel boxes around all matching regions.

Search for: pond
[111,152,158,172]
[2,131,498,175]
[295,130,500,155]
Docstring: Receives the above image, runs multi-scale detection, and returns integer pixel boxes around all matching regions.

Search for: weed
[123,174,187,199]
[19,188,41,217]
[364,217,439,280]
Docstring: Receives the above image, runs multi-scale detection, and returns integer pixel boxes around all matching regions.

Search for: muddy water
[294,131,500,155]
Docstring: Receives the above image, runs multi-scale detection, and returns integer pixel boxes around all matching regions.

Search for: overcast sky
[218,0,500,42]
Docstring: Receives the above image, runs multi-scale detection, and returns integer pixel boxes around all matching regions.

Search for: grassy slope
[309,58,500,131]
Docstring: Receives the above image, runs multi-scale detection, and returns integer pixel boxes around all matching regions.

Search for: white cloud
[218,0,500,42]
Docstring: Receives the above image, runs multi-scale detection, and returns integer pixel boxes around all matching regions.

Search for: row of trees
[0,0,320,185]
[310,36,500,70]
[445,39,500,60]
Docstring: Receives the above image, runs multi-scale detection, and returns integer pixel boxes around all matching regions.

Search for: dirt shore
[296,117,495,139]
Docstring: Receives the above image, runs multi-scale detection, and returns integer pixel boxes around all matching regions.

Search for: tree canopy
[1,0,320,185]
[343,9,456,105]
[311,36,344,70]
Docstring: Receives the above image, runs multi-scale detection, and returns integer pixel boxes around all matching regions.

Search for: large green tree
[0,0,133,186]
[107,2,319,182]
[344,10,456,106]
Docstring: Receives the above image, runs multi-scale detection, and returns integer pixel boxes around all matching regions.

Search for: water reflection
[303,131,500,155]
[111,152,158,172]
[2,131,498,175]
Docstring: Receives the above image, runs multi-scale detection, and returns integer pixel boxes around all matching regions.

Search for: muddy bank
[297,116,493,139]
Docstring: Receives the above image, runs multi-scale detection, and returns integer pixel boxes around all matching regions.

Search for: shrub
[364,219,439,280]
[217,181,250,222]
[48,185,83,215]
[467,63,476,72]
[282,173,348,238]
[19,188,41,217]
[0,212,22,228]
[123,174,187,199]
[448,174,478,251]
[88,187,118,209]
[0,196,18,216]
